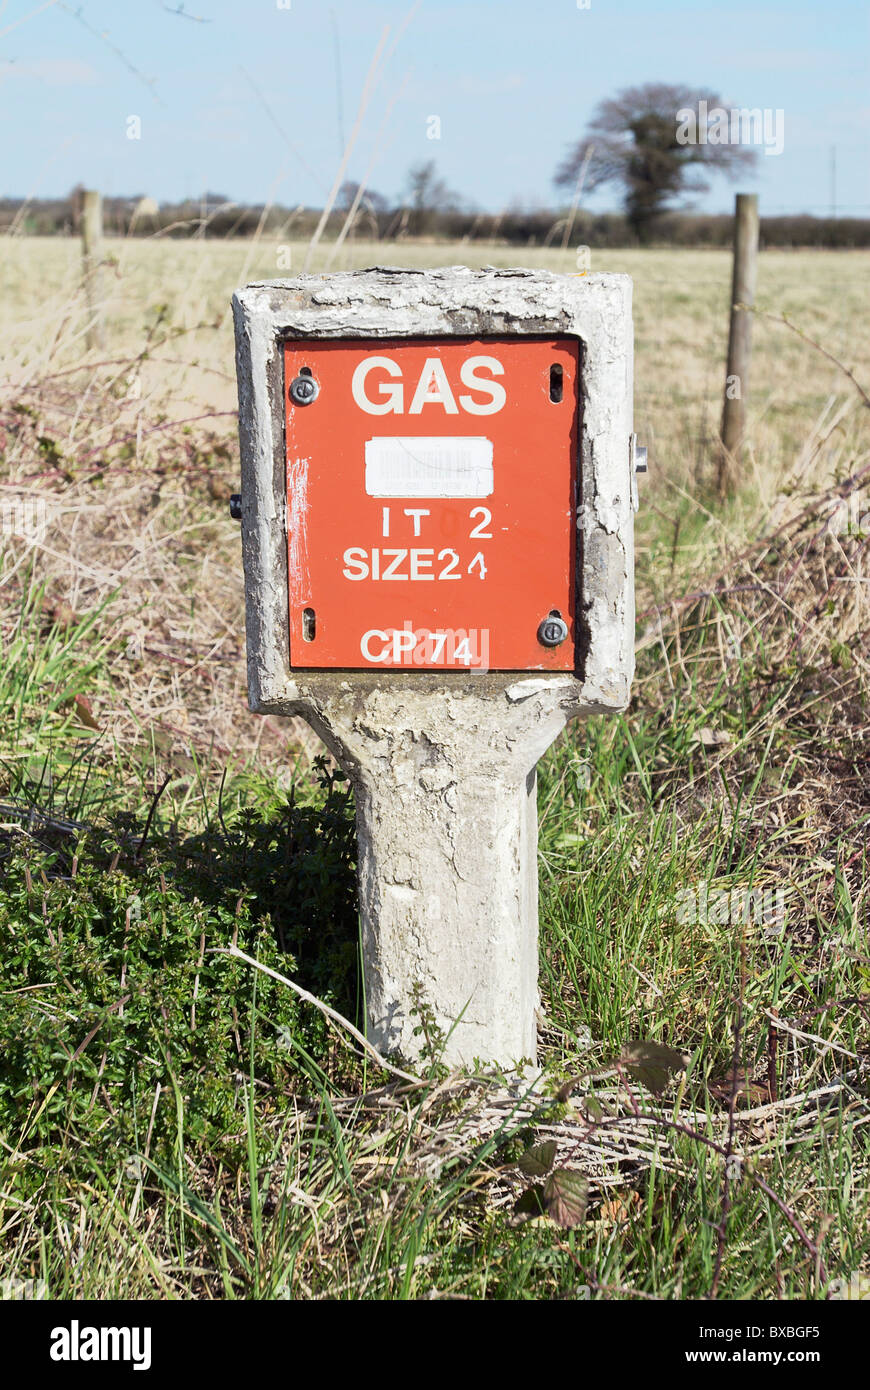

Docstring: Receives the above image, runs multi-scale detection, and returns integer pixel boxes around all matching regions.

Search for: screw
[229,494,242,520]
[289,374,319,406]
[537,613,569,647]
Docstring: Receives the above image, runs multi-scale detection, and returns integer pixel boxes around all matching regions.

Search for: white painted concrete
[232,268,636,1068]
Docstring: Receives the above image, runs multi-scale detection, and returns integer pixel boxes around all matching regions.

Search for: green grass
[1,590,867,1299]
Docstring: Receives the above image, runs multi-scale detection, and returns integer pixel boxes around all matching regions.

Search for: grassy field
[4,237,866,461]
[0,235,868,1300]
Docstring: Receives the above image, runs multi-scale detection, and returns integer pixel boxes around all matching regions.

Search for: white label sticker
[364,437,493,498]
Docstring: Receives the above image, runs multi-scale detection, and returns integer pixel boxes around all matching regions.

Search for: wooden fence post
[718,192,759,497]
[81,189,104,352]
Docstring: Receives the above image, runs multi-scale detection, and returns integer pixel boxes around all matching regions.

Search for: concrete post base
[283,673,593,1067]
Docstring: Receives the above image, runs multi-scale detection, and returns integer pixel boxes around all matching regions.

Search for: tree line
[1,193,865,249]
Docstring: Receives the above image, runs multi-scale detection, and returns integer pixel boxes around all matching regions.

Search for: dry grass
[636,456,870,855]
[1,235,867,802]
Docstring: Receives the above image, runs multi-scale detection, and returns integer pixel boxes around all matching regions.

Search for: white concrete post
[282,676,582,1064]
[232,268,637,1068]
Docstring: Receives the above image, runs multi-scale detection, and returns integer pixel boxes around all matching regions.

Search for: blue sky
[1,0,868,215]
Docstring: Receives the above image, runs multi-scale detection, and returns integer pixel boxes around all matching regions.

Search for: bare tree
[555,84,756,241]
[337,181,388,216]
[403,160,460,235]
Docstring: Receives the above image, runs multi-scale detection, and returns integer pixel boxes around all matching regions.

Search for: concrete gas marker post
[232,268,639,1068]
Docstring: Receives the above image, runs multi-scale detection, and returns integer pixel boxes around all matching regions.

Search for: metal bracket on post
[630,433,647,512]
[232,268,636,1069]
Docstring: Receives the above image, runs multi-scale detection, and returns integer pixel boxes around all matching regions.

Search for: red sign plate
[284,337,579,670]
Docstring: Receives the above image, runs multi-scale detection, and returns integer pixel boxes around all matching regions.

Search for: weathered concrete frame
[233,267,634,710]
[232,268,635,1066]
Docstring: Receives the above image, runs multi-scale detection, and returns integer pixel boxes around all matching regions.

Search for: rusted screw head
[537,614,569,647]
[289,374,319,406]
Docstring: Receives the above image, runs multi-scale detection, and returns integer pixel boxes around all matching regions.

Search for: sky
[0,0,868,216]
